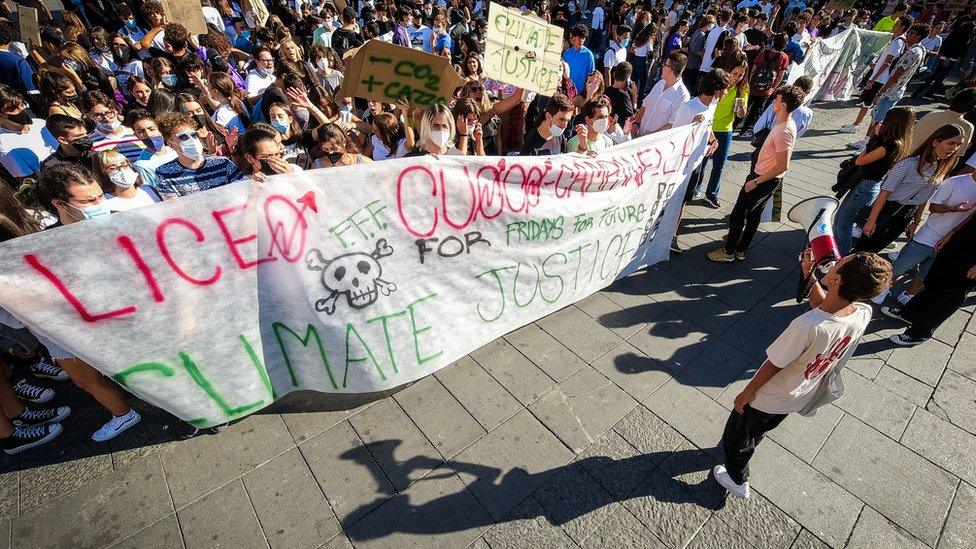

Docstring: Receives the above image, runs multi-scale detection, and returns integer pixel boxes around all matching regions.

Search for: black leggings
[725,174,781,254]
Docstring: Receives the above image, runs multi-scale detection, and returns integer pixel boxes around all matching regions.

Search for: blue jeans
[891,239,936,278]
[833,178,881,254]
[694,131,733,201]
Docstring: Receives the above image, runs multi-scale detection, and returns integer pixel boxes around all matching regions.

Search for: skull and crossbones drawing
[305,239,397,315]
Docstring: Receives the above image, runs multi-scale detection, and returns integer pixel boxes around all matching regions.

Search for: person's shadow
[340,441,726,541]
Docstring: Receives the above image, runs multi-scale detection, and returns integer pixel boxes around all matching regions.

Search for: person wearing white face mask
[520,94,574,156]
[82,92,147,164]
[14,163,144,443]
[153,112,244,200]
[246,46,278,100]
[567,97,614,155]
[95,150,163,212]
[404,104,461,157]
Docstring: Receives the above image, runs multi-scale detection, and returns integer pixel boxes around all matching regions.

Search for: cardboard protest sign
[244,0,270,27]
[0,125,708,428]
[484,2,564,95]
[338,40,464,106]
[162,0,208,35]
[17,6,40,47]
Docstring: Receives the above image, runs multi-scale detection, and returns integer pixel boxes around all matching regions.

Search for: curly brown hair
[836,252,893,302]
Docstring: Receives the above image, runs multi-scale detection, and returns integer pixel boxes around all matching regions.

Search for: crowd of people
[0,0,973,509]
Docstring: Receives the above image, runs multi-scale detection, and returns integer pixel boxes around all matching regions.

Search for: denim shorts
[872,96,899,123]
[890,238,936,278]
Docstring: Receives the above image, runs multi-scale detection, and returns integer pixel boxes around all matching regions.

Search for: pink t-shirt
[755,118,797,178]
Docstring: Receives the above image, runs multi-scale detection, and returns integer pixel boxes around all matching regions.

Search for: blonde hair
[419,104,455,149]
[93,150,130,191]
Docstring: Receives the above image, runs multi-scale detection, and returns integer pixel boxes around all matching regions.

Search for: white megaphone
[787,196,841,302]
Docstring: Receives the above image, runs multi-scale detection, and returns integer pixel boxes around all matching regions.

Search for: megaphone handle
[795,272,814,303]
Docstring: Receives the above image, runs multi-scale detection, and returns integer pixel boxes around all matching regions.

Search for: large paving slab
[527,366,638,453]
[813,415,957,546]
[13,454,172,548]
[749,440,862,547]
[450,410,574,521]
[940,482,976,549]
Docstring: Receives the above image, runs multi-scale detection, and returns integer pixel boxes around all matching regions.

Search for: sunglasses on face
[176,131,201,141]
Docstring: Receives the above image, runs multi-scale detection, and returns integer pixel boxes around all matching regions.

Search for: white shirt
[370,135,407,160]
[105,187,159,211]
[245,69,275,98]
[871,36,905,84]
[670,96,716,128]
[920,35,942,53]
[603,43,627,71]
[700,24,730,72]
[0,120,56,177]
[407,25,433,52]
[202,6,223,30]
[638,79,690,135]
[591,7,605,30]
[752,304,871,414]
[212,104,246,133]
[913,174,976,247]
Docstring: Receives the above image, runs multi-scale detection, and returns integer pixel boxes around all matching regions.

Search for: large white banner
[789,28,894,102]
[0,126,706,427]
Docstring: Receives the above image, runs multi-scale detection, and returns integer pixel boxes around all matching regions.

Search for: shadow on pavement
[340,442,727,540]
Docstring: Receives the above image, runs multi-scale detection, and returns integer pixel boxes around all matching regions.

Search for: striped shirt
[880,156,941,205]
[154,156,244,199]
[89,127,146,164]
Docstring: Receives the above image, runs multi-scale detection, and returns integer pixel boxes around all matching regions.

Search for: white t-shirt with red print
[751,303,872,414]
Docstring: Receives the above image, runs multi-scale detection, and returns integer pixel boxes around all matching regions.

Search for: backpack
[750,50,780,93]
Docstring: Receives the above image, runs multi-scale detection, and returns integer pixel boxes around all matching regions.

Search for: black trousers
[725,174,781,254]
[900,255,976,340]
[683,68,701,97]
[852,201,917,254]
[721,404,788,485]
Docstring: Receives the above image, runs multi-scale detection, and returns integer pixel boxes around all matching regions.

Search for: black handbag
[751,127,770,149]
[832,156,862,199]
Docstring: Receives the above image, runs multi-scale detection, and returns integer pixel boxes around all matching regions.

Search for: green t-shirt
[873,16,896,33]
[712,86,748,133]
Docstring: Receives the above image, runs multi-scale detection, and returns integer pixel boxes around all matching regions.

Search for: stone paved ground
[4,101,976,549]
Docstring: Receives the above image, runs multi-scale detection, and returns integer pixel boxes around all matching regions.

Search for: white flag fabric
[0,124,707,427]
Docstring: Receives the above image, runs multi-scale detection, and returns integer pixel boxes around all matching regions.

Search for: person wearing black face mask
[41,114,96,171]
[239,125,300,181]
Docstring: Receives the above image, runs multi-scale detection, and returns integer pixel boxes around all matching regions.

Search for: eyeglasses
[176,131,201,141]
[89,109,117,120]
[104,163,130,174]
[257,57,275,65]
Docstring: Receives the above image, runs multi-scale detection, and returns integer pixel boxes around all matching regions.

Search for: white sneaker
[839,123,859,134]
[92,410,141,442]
[896,292,913,305]
[713,465,750,499]
[848,137,869,151]
[870,289,889,305]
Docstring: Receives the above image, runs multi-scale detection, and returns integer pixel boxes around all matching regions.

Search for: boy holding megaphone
[712,251,892,499]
